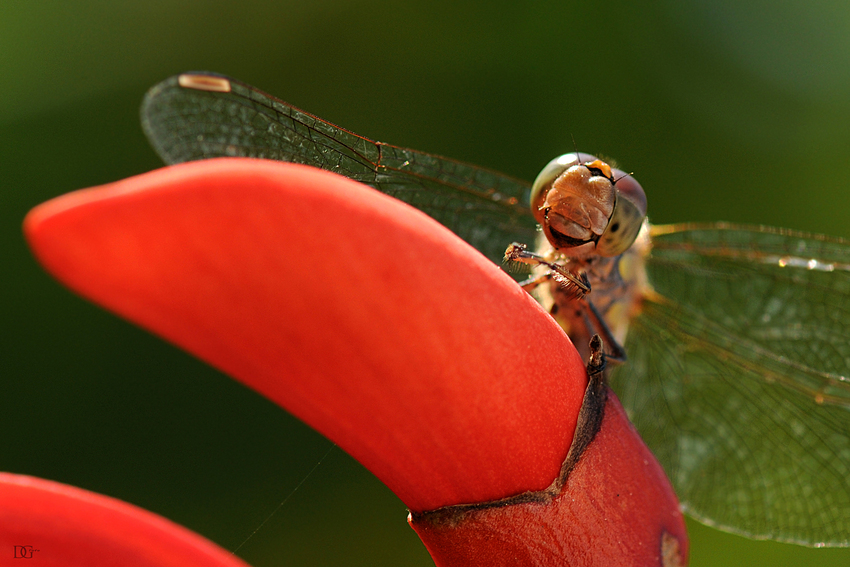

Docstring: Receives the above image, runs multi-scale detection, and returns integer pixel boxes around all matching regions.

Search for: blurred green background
[3,1,850,565]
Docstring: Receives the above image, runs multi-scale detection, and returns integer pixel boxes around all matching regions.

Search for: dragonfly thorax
[532,220,652,363]
[531,153,647,258]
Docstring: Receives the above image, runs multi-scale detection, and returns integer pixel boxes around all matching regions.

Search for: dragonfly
[141,72,850,547]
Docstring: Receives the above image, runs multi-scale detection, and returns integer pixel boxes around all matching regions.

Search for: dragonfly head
[530,153,647,257]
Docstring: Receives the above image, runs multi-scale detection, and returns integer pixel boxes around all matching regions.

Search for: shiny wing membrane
[610,223,850,546]
[141,73,538,264]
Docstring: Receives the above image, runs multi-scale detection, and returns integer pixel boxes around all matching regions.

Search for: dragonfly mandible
[141,73,850,547]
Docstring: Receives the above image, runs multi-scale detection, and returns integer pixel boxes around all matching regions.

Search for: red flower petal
[24,158,587,512]
[0,473,250,567]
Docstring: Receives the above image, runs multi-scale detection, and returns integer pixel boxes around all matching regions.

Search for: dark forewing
[609,223,850,545]
[141,73,538,263]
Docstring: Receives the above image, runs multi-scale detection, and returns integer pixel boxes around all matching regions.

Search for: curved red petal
[24,159,587,511]
[0,473,250,567]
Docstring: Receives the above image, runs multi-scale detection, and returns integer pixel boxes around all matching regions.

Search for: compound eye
[611,170,647,221]
[530,152,599,215]
[595,170,647,257]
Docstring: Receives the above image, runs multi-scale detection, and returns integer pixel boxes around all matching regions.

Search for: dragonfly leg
[586,334,606,377]
[504,242,591,299]
[581,299,627,364]
[516,272,553,293]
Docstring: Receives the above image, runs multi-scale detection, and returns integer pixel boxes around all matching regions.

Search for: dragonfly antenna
[613,170,636,185]
[570,134,582,162]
